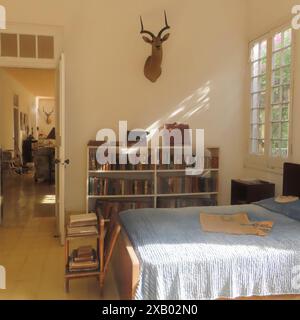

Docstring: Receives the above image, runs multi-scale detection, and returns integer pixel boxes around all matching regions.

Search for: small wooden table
[231,179,275,205]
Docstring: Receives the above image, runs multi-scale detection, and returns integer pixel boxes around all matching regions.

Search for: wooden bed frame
[112,162,300,300]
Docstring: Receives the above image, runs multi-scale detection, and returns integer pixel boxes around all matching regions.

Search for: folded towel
[200,212,274,237]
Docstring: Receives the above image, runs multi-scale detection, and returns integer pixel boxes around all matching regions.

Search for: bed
[112,163,300,300]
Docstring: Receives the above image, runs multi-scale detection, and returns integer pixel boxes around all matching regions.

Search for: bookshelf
[86,141,219,214]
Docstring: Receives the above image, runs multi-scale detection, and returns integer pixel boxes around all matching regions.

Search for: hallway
[2,173,55,228]
[0,173,118,300]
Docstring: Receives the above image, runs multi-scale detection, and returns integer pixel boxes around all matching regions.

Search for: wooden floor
[0,172,119,300]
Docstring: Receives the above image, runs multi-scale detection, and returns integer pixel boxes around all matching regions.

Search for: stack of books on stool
[66,213,99,274]
[67,213,98,237]
[69,246,99,272]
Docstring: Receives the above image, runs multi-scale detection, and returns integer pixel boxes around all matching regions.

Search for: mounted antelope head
[140,11,171,83]
[43,108,54,125]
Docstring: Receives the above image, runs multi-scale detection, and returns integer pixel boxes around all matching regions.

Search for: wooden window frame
[246,23,295,172]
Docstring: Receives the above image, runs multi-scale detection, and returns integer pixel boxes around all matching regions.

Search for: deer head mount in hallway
[140,11,171,83]
[43,108,54,125]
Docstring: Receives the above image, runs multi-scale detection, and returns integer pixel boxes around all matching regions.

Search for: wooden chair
[99,213,121,295]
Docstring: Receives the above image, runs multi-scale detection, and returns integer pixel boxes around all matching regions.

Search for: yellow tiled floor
[0,173,119,300]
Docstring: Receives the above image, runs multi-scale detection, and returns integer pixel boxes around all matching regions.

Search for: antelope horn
[140,16,155,39]
[158,10,170,38]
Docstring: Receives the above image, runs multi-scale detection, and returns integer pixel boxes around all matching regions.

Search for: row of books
[89,149,219,171]
[158,176,218,194]
[89,177,154,196]
[67,213,98,237]
[68,246,99,273]
[89,149,153,171]
[157,197,218,209]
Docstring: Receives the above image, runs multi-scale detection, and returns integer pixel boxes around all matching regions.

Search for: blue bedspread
[119,205,300,300]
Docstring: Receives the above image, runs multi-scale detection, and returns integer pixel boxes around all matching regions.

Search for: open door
[55,53,67,246]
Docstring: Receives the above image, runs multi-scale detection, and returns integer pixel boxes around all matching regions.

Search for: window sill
[244,158,284,176]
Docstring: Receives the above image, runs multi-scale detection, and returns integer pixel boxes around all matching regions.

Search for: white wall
[64,0,248,211]
[1,0,248,211]
[243,0,300,195]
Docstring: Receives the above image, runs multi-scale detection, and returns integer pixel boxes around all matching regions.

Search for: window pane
[251,139,258,154]
[258,109,265,123]
[252,77,259,92]
[272,87,281,104]
[281,140,288,158]
[272,123,281,139]
[260,75,267,91]
[282,47,291,66]
[258,125,265,139]
[272,51,281,69]
[283,29,292,47]
[271,140,281,157]
[251,109,259,124]
[271,105,281,121]
[281,122,289,140]
[251,93,258,108]
[258,140,265,154]
[282,85,290,103]
[260,41,267,58]
[272,69,281,86]
[251,43,259,61]
[273,33,282,51]
[259,92,266,107]
[252,92,266,108]
[260,58,267,74]
[251,109,264,125]
[252,76,266,92]
[282,66,291,85]
[282,104,289,121]
[252,61,259,77]
[251,125,259,139]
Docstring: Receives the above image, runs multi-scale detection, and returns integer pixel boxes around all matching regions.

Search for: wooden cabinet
[231,180,275,205]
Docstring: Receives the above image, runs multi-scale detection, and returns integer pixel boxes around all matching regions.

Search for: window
[0,33,54,59]
[249,26,293,160]
[250,39,267,155]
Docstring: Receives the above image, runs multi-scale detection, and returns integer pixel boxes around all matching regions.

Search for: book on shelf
[158,175,218,194]
[67,226,98,237]
[69,254,99,272]
[69,213,98,227]
[69,260,99,272]
[89,177,153,196]
[89,148,153,171]
[157,196,217,208]
[73,246,96,263]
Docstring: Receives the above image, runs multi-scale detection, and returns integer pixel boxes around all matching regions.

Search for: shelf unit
[64,215,106,292]
[86,141,219,213]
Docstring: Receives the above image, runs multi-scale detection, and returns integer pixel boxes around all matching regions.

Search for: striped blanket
[120,205,300,300]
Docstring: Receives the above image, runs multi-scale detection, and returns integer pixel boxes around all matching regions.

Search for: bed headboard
[283,163,300,197]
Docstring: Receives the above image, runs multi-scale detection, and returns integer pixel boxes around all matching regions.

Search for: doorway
[0,67,56,227]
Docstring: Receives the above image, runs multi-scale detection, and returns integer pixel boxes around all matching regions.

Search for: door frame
[56,53,66,246]
[0,23,65,242]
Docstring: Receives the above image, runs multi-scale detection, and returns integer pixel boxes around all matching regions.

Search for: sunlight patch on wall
[146,81,211,139]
